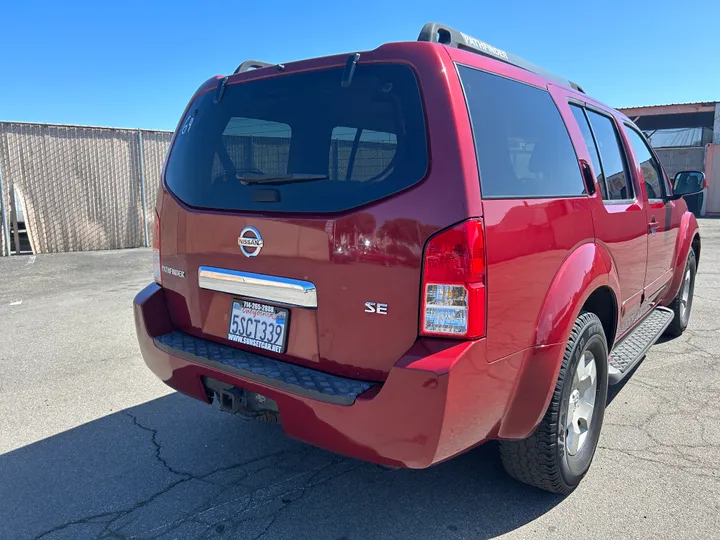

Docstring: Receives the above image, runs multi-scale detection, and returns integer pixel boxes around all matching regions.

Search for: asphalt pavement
[1,220,719,540]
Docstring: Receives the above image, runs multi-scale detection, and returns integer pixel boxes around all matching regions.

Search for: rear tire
[664,249,697,337]
[499,312,609,494]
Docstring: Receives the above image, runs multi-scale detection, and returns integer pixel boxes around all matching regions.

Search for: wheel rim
[680,267,691,321]
[566,350,597,456]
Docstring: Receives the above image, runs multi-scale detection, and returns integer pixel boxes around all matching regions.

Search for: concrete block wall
[655,147,706,178]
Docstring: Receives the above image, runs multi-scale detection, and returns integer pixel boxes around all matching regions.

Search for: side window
[586,110,633,201]
[569,104,607,199]
[458,66,585,198]
[623,126,666,200]
[329,127,397,182]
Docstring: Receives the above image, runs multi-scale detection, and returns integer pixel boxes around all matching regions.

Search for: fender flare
[498,241,620,439]
[663,211,699,304]
[534,241,620,348]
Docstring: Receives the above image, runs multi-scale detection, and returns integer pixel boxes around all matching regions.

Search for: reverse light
[153,210,161,285]
[421,219,486,338]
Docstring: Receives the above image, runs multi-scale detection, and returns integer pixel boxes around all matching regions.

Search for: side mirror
[672,171,706,198]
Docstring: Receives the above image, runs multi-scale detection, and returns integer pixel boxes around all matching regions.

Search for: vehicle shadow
[606,333,675,406]
[1,392,564,540]
[606,361,642,406]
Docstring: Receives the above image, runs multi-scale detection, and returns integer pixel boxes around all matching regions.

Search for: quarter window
[458,66,585,198]
[585,110,633,201]
[624,126,666,200]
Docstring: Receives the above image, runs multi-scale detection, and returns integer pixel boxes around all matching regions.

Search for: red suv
[134,23,705,493]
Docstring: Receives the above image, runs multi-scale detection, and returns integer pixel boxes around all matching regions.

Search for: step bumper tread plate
[154,330,374,405]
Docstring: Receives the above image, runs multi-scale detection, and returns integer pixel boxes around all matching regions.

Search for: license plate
[227,300,289,353]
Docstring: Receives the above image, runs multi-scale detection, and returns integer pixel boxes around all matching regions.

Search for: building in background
[619,101,720,216]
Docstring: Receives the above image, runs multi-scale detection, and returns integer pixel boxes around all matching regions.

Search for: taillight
[153,210,161,285]
[421,219,486,339]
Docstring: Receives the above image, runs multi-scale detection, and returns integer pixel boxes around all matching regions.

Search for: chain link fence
[0,122,172,255]
[139,130,173,246]
[0,122,398,256]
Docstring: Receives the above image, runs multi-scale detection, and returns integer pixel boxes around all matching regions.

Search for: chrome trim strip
[198,267,317,308]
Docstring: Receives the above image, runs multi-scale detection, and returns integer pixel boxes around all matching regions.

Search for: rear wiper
[236,173,329,185]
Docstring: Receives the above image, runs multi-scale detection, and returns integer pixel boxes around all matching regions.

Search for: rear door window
[623,125,666,200]
[166,64,427,213]
[585,110,633,201]
[457,65,585,199]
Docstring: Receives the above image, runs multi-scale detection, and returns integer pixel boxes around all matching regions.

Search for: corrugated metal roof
[618,101,718,110]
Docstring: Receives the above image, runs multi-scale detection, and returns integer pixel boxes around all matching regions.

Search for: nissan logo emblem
[238,226,263,257]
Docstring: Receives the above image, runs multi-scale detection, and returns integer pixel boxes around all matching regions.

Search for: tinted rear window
[458,65,584,199]
[165,65,427,213]
[585,110,633,200]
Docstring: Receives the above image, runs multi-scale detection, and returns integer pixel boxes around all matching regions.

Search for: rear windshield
[165,64,428,213]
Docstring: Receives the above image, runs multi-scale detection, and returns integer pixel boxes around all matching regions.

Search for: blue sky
[2,0,718,131]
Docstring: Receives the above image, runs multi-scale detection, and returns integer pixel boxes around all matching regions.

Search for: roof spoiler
[417,22,585,94]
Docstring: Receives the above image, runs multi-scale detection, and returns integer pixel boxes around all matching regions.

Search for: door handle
[648,218,658,234]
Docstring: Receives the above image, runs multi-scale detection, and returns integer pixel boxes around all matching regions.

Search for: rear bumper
[134,283,564,468]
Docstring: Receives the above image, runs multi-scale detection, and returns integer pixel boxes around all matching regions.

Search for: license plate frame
[227,299,290,354]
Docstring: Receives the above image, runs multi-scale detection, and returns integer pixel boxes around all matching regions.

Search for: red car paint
[134,38,700,468]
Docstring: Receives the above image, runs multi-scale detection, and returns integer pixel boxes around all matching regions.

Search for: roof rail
[417,22,585,94]
[233,60,278,75]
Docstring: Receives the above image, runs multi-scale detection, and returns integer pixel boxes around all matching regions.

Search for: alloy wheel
[566,350,597,456]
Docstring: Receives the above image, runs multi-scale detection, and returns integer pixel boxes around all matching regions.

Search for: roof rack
[417,22,585,94]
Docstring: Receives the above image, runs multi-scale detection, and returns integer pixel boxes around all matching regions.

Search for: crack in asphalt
[122,412,196,480]
[30,440,301,540]
[30,424,365,540]
[136,450,339,538]
[208,457,364,540]
[598,445,720,481]
[33,475,195,540]
[135,455,364,539]
[30,511,125,540]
